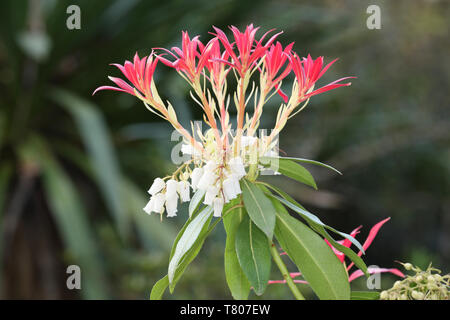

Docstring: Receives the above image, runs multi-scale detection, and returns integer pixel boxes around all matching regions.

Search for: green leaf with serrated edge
[275,207,350,300]
[189,189,206,218]
[168,206,213,286]
[223,206,251,300]
[235,215,271,296]
[151,218,221,299]
[259,183,368,275]
[351,291,380,300]
[277,159,317,189]
[259,182,365,255]
[241,179,276,239]
[260,156,342,175]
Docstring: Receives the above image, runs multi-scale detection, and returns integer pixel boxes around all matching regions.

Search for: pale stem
[269,242,306,300]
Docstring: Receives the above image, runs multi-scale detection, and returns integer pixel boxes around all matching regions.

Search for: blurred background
[0,0,448,299]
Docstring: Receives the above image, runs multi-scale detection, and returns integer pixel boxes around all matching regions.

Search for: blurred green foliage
[0,0,448,299]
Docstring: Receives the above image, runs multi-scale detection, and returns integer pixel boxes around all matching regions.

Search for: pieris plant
[94,24,372,300]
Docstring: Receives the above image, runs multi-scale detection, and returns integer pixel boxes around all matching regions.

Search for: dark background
[0,0,448,299]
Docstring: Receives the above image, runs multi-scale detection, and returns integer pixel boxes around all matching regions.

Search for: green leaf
[19,137,109,299]
[274,206,350,300]
[189,189,206,218]
[269,192,365,255]
[150,275,169,300]
[50,89,129,239]
[351,291,380,300]
[260,156,342,175]
[150,215,220,299]
[260,183,367,274]
[235,215,271,296]
[168,206,213,286]
[263,158,317,189]
[241,179,276,239]
[223,206,251,300]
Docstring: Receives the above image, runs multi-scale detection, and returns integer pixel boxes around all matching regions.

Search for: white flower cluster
[143,177,190,217]
[143,156,247,218]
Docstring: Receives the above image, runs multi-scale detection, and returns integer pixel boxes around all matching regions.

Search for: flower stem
[269,242,305,300]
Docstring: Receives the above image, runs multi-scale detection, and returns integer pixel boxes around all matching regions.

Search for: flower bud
[380,291,389,300]
[415,275,423,282]
[403,263,413,270]
[191,167,204,190]
[411,290,424,300]
[433,274,442,282]
[393,281,402,289]
[148,178,165,195]
[213,197,224,217]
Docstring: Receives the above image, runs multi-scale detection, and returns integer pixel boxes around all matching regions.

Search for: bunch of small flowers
[380,262,450,300]
[94,24,373,301]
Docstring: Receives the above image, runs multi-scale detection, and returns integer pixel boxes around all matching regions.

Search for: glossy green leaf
[50,89,129,239]
[269,158,317,189]
[150,275,169,300]
[223,206,251,300]
[274,207,350,300]
[168,206,213,286]
[150,217,221,299]
[235,216,271,296]
[260,183,367,274]
[260,156,342,175]
[241,179,276,239]
[269,192,365,255]
[351,291,380,300]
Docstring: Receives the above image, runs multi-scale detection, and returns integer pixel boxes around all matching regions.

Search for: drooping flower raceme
[94,24,353,220]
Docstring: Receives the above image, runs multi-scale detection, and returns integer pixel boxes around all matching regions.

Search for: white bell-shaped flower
[165,193,179,217]
[204,160,217,172]
[204,185,219,206]
[213,196,224,217]
[148,178,165,195]
[177,180,190,202]
[152,193,166,214]
[222,177,237,202]
[197,170,217,191]
[143,196,155,214]
[190,167,204,191]
[166,179,178,197]
[229,157,246,178]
